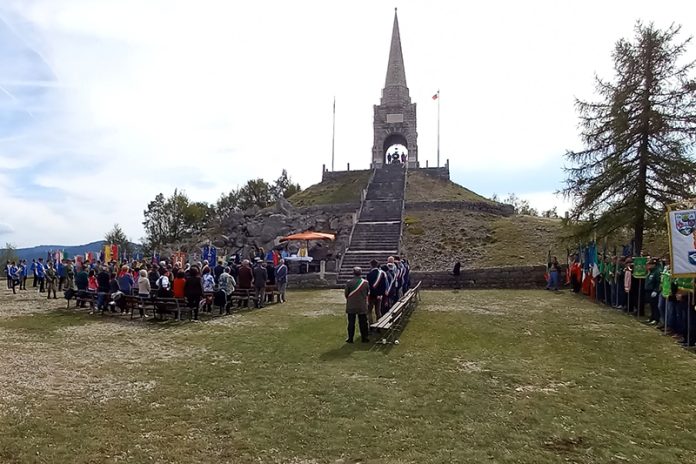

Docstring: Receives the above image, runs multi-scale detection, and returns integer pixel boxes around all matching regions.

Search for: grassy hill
[406,170,493,203]
[404,210,566,271]
[288,170,371,207]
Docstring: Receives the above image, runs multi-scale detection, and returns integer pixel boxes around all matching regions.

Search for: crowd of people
[343,255,411,343]
[558,252,696,348]
[4,255,289,322]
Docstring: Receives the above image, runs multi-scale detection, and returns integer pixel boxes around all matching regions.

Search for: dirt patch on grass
[423,302,505,315]
[515,381,574,394]
[0,293,227,413]
[0,288,64,318]
[301,308,339,318]
[453,358,487,373]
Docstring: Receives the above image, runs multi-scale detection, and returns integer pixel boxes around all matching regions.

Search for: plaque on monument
[386,113,404,123]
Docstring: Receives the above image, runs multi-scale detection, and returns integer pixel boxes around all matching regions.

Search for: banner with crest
[667,208,696,277]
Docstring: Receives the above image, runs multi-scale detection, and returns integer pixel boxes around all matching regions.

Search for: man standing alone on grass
[344,266,369,344]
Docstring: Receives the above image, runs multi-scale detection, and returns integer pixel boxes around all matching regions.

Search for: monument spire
[385,8,407,88]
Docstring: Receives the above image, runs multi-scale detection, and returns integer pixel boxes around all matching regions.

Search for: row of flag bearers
[566,248,696,347]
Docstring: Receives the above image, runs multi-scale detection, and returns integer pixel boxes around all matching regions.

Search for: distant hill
[4,241,132,262]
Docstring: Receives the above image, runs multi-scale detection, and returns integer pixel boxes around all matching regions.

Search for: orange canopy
[280,231,335,242]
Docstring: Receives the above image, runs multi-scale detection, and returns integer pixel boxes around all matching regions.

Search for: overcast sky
[1,0,695,248]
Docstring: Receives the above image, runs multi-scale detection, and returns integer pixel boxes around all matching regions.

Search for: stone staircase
[337,164,406,283]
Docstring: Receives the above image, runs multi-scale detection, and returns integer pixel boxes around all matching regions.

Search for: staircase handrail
[338,167,377,276]
[398,165,407,258]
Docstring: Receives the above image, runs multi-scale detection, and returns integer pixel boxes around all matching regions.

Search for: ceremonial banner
[104,245,111,263]
[667,209,696,277]
[172,251,186,266]
[111,244,119,262]
[202,245,217,264]
[633,257,648,279]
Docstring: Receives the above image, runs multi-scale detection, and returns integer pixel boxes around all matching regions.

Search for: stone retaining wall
[321,169,371,181]
[405,200,514,217]
[288,272,340,289]
[296,203,360,216]
[410,265,546,289]
[416,166,450,180]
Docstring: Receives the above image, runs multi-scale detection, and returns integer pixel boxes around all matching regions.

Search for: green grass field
[1,288,696,463]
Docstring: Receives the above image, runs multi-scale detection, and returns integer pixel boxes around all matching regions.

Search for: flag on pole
[432,92,439,100]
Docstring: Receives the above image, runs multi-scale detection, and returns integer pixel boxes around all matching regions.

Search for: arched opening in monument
[383,134,408,165]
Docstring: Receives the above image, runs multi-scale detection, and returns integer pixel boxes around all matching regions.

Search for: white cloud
[0,0,694,247]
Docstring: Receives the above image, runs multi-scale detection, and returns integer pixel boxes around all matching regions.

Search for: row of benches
[66,286,281,321]
[371,281,421,333]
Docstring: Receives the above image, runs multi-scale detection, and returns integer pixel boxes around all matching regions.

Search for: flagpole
[437,89,440,168]
[331,96,336,172]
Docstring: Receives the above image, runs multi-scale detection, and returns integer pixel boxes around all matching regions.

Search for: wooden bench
[125,295,147,319]
[66,290,96,309]
[371,281,421,332]
[230,288,259,308]
[265,284,280,304]
[152,297,188,321]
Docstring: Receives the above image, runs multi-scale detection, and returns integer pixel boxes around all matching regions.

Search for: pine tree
[104,224,134,258]
[563,22,696,253]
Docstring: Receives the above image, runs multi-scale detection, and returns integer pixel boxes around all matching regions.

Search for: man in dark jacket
[96,266,111,311]
[253,259,268,308]
[214,260,225,284]
[237,260,253,289]
[275,259,288,303]
[75,266,89,307]
[344,267,369,344]
[366,260,386,325]
[645,259,661,324]
[184,267,203,321]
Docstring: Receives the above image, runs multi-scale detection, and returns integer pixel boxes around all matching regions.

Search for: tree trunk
[634,40,655,256]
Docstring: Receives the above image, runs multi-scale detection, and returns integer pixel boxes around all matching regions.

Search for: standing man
[275,259,288,303]
[645,258,662,324]
[252,258,268,308]
[218,267,236,314]
[45,262,58,299]
[9,262,19,294]
[237,259,253,308]
[36,258,46,293]
[21,260,28,290]
[31,259,37,288]
[366,259,386,325]
[344,267,369,344]
[65,259,76,291]
[213,260,224,284]
[5,260,10,289]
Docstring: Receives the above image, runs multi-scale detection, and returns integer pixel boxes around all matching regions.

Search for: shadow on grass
[0,310,92,332]
[320,342,373,360]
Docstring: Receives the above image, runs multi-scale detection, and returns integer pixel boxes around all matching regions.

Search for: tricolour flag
[432,92,439,100]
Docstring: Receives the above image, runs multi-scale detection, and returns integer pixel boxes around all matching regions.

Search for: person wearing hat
[344,266,369,344]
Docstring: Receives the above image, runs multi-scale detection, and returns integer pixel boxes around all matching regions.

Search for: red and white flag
[432,92,439,100]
